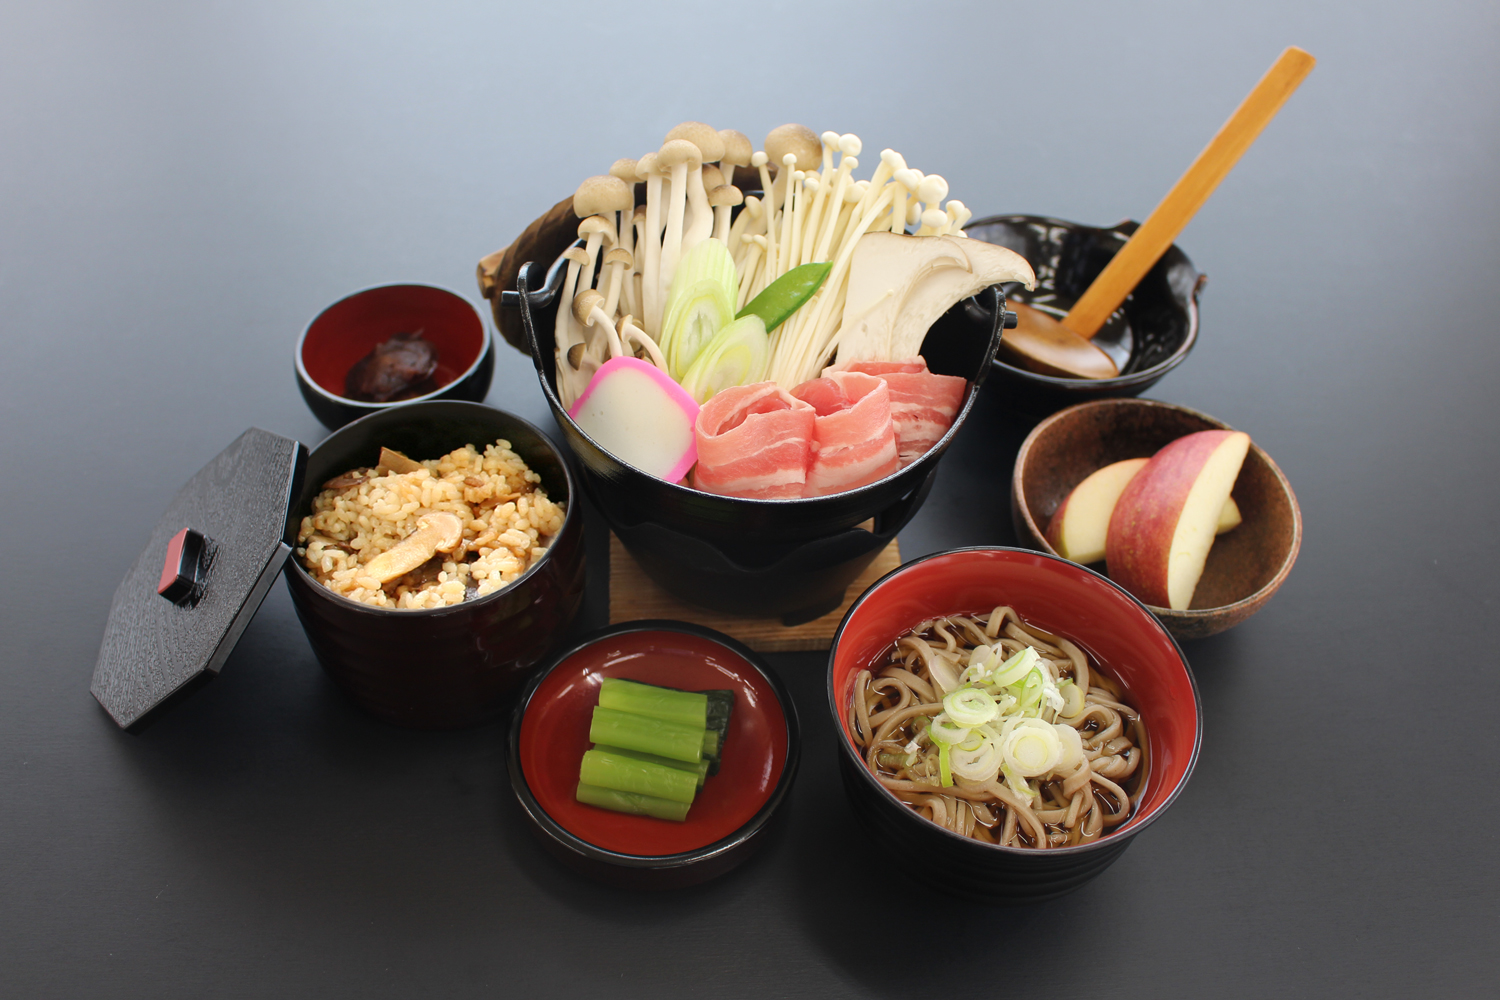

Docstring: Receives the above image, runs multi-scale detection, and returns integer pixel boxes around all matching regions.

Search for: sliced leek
[679,314,770,403]
[658,238,737,380]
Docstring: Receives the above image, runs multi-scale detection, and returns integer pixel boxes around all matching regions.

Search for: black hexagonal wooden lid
[91,428,306,731]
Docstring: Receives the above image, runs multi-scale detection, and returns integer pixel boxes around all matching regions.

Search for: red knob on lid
[158,528,210,605]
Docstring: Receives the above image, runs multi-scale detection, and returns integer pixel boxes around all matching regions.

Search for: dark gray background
[3,1,1496,996]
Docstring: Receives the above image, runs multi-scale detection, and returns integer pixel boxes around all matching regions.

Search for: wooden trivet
[607,531,902,653]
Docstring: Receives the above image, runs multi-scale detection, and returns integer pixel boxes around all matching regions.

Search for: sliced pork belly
[692,382,815,499]
[791,370,898,497]
[839,357,966,466]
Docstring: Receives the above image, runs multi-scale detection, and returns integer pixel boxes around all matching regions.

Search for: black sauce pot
[281,401,585,729]
[966,215,1204,418]
[508,257,1009,625]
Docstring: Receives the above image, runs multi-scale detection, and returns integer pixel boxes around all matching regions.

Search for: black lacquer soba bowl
[282,401,585,729]
[827,547,1201,903]
[966,215,1204,418]
[511,254,1007,625]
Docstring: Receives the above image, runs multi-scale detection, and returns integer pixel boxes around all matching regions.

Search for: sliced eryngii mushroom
[378,447,425,475]
[362,511,465,585]
[834,232,1037,365]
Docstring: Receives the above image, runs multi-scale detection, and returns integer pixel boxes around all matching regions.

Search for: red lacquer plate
[509,621,799,887]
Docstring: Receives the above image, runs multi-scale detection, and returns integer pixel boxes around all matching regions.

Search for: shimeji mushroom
[537,123,1001,404]
[763,124,821,279]
[663,121,724,257]
[574,175,633,253]
[709,184,742,244]
[599,246,633,318]
[617,316,669,370]
[655,138,701,318]
[554,244,594,406]
[573,289,625,359]
[727,193,763,263]
[627,204,648,322]
[636,152,666,334]
[717,129,753,249]
[576,215,616,292]
[764,124,821,219]
[608,158,639,257]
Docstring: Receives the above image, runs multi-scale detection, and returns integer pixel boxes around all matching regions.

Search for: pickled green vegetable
[593,743,709,789]
[575,782,691,822]
[599,678,709,728]
[579,749,698,804]
[588,706,704,763]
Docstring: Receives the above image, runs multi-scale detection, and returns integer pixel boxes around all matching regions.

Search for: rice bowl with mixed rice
[296,440,565,609]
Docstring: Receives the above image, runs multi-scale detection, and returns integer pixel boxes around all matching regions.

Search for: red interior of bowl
[519,629,789,857]
[831,548,1198,836]
[300,284,484,398]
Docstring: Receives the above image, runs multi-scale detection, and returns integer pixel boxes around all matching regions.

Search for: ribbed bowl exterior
[282,401,585,729]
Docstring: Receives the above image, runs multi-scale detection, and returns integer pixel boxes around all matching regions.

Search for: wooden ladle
[999,45,1317,379]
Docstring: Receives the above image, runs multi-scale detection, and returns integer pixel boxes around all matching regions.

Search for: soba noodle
[851,606,1147,849]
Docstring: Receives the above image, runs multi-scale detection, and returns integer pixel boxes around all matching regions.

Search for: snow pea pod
[736,261,832,333]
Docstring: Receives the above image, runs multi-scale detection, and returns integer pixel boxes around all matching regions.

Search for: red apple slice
[1106,430,1251,610]
[1218,496,1243,533]
[1047,458,1149,564]
[1048,458,1245,566]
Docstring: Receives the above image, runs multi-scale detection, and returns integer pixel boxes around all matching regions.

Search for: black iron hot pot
[500,255,1012,625]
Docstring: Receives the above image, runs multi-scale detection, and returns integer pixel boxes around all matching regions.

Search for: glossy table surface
[3,3,1497,996]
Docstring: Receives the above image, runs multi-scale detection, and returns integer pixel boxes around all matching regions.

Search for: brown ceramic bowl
[282,401,586,728]
[1011,399,1300,640]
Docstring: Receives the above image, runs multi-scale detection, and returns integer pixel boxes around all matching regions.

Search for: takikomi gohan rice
[296,440,564,609]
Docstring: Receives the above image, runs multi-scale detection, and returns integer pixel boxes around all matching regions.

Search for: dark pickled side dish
[344,330,439,401]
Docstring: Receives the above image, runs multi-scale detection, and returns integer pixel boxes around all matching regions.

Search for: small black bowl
[509,253,1005,624]
[295,283,496,430]
[282,400,585,728]
[509,621,800,889]
[966,215,1204,417]
[828,547,1201,903]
